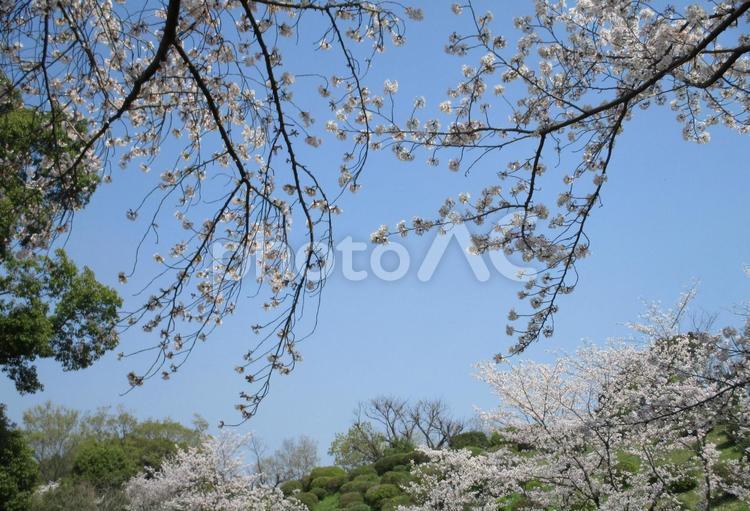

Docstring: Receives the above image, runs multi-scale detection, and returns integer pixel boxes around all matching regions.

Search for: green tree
[0,405,39,511]
[0,77,121,394]
[22,402,80,483]
[71,440,134,490]
[328,423,387,470]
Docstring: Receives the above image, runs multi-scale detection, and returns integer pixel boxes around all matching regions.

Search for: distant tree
[30,480,99,511]
[253,435,319,486]
[328,422,388,469]
[23,402,81,483]
[23,402,204,484]
[401,304,750,510]
[71,440,135,490]
[0,405,38,511]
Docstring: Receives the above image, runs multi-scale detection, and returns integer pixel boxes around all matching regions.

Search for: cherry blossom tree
[124,432,305,511]
[2,0,748,421]
[0,0,420,421]
[370,0,750,356]
[400,302,750,510]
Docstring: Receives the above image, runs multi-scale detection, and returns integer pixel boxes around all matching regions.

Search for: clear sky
[3,1,749,462]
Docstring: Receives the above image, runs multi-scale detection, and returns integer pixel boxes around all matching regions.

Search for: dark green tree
[0,405,38,511]
[0,77,121,393]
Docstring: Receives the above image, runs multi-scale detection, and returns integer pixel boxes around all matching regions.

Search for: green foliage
[30,480,99,511]
[280,479,304,496]
[310,466,347,479]
[309,486,328,499]
[339,491,365,506]
[364,483,402,507]
[380,470,413,486]
[449,431,489,450]
[314,494,340,510]
[0,250,121,393]
[348,465,378,479]
[293,491,319,510]
[615,452,641,474]
[0,78,99,260]
[373,451,427,475]
[22,402,80,482]
[343,504,372,511]
[328,424,386,470]
[668,475,699,494]
[382,438,416,457]
[310,474,347,493]
[380,495,413,511]
[0,78,120,395]
[71,440,135,489]
[0,405,38,511]
[340,475,379,494]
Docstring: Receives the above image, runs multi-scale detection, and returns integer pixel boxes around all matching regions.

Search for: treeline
[0,402,206,511]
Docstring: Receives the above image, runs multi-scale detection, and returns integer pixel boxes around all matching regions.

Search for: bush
[309,486,328,499]
[380,471,413,486]
[374,452,427,474]
[365,484,402,507]
[280,479,304,496]
[381,495,413,511]
[339,492,365,507]
[344,504,372,511]
[292,491,319,510]
[341,476,378,494]
[310,474,348,493]
[71,440,135,489]
[349,465,378,479]
[449,431,489,450]
[310,466,347,479]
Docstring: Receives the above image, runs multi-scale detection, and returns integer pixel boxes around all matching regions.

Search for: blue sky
[3,1,749,462]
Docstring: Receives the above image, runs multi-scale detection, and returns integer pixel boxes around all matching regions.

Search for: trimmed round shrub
[365,484,402,507]
[341,476,378,494]
[309,486,328,499]
[381,495,413,511]
[292,491,318,510]
[311,474,348,493]
[345,504,372,511]
[392,464,409,472]
[380,471,413,486]
[280,479,304,496]
[349,465,378,479]
[374,452,427,475]
[310,466,347,479]
[449,431,489,450]
[339,492,365,507]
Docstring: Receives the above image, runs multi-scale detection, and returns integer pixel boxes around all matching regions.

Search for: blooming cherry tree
[402,306,750,509]
[3,0,748,420]
[125,432,305,510]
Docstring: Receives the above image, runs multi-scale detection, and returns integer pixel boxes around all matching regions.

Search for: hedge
[279,479,303,496]
[310,466,347,479]
[364,484,402,506]
[310,474,348,493]
[349,465,378,479]
[380,471,413,486]
[339,492,365,507]
[449,431,489,450]
[292,491,319,510]
[381,495,413,511]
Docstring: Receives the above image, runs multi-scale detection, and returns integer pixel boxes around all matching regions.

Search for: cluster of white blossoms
[124,433,305,511]
[1,0,420,420]
[366,0,749,355]
[3,0,748,419]
[399,300,750,510]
